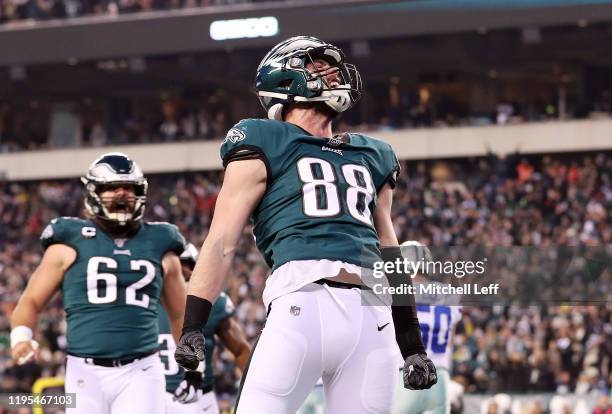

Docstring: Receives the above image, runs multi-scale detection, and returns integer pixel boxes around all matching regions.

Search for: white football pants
[236,282,401,414]
[65,353,165,414]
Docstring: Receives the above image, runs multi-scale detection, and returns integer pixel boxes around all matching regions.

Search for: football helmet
[255,36,362,120]
[400,240,433,266]
[81,152,147,226]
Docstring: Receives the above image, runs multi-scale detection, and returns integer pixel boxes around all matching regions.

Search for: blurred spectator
[88,121,108,147]
[0,0,286,23]
[1,76,612,152]
[593,395,612,414]
[0,151,610,402]
[0,95,233,152]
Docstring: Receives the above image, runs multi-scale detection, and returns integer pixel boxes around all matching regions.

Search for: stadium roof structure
[1,0,612,65]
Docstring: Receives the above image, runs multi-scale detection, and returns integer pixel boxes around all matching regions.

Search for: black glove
[174,330,205,371]
[403,353,437,390]
[173,370,202,404]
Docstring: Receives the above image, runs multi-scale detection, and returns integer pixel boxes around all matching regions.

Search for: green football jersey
[40,217,185,359]
[220,119,400,271]
[157,293,235,393]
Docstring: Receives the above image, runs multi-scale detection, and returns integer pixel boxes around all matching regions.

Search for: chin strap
[322,88,352,113]
[259,86,353,121]
[267,103,284,121]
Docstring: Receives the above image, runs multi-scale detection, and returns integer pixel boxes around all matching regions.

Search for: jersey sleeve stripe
[222,144,273,188]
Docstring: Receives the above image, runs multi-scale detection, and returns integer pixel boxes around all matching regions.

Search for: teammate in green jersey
[10,152,187,414]
[175,36,436,413]
[160,243,251,414]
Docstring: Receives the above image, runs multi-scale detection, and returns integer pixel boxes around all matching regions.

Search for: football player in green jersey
[159,243,251,414]
[175,36,436,413]
[10,152,187,414]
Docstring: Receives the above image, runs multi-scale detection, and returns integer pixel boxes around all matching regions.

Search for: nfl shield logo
[115,238,127,247]
[289,306,301,316]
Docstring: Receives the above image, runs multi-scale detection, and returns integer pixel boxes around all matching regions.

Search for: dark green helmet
[255,36,362,120]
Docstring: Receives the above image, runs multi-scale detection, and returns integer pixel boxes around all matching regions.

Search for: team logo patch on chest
[321,133,348,156]
[322,146,343,156]
[113,238,130,255]
[113,249,132,256]
[223,128,246,144]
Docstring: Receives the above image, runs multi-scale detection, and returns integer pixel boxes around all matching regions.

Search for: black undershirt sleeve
[380,247,426,359]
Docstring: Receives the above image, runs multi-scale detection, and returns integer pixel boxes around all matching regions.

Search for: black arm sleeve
[381,247,426,359]
[182,295,212,334]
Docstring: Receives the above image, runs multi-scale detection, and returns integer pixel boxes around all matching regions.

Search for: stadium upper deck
[2,0,612,66]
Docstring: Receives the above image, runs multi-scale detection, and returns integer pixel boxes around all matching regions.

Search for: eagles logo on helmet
[255,35,362,121]
[81,152,148,226]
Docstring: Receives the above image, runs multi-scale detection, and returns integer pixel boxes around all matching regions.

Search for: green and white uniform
[41,217,185,414]
[221,119,400,308]
[41,217,185,359]
[222,119,403,414]
[159,293,235,414]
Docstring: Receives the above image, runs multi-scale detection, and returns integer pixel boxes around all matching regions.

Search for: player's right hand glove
[173,370,202,404]
[174,330,205,371]
[403,353,437,390]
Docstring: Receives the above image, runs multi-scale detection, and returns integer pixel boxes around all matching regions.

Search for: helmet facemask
[299,46,362,114]
[81,153,148,227]
[85,182,147,226]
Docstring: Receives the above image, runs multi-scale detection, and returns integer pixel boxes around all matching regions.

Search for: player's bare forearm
[217,317,252,373]
[11,244,73,330]
[235,347,251,373]
[162,252,187,343]
[187,235,237,303]
[11,296,40,330]
[168,313,184,345]
[374,183,399,247]
[187,159,266,302]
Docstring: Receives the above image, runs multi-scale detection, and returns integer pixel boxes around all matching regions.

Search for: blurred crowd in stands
[0,0,277,23]
[0,151,610,411]
[0,97,233,152]
[2,86,611,153]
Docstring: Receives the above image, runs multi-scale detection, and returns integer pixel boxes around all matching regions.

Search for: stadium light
[209,16,279,41]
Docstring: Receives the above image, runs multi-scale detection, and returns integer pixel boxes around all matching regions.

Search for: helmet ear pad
[268,103,284,121]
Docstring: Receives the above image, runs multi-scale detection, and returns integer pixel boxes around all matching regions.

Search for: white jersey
[415,304,462,371]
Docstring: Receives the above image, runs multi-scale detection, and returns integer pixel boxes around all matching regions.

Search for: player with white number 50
[10,152,188,414]
[393,241,463,414]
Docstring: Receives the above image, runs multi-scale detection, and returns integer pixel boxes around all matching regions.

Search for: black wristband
[182,295,212,334]
[184,370,203,385]
[380,246,426,359]
[394,310,426,359]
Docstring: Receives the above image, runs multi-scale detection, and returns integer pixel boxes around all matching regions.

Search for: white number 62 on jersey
[86,257,156,308]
